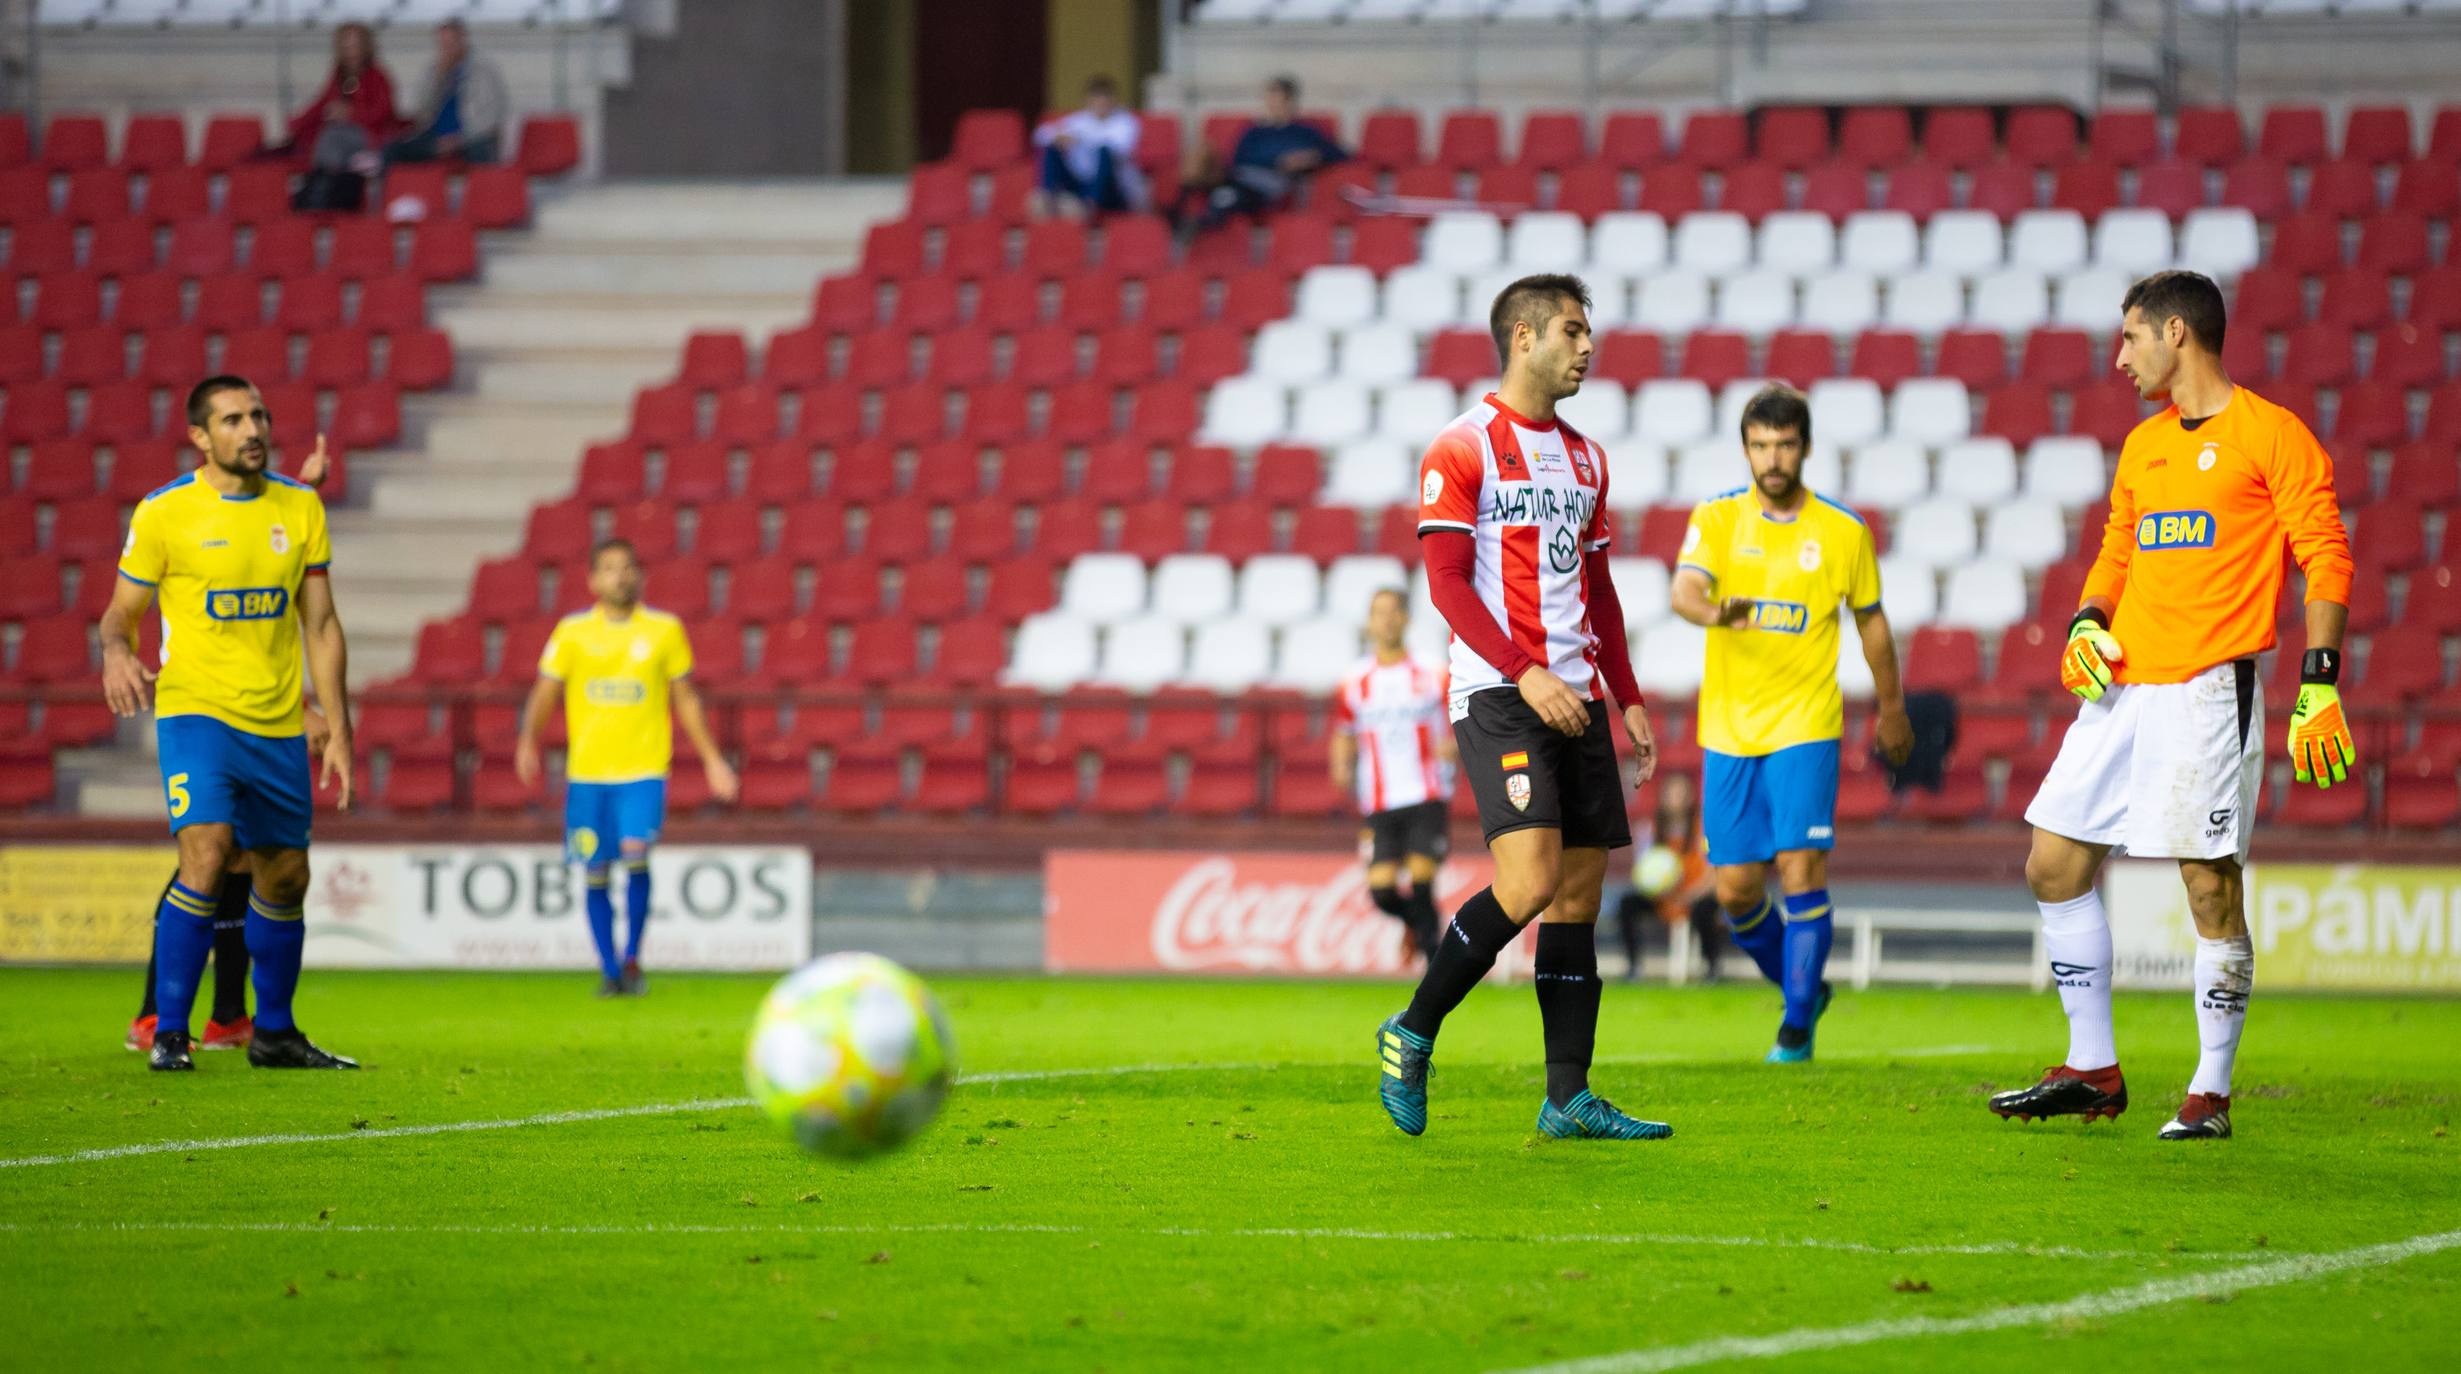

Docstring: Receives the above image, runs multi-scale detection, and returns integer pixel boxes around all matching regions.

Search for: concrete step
[434,294,812,356]
[531,180,906,244]
[482,246,846,298]
[415,401,622,463]
[461,357,663,408]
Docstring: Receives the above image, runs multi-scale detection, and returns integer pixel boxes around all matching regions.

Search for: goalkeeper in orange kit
[1990,271,2353,1142]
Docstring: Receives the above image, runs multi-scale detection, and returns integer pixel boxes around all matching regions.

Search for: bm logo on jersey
[2136,509,2216,550]
[1748,600,1809,634]
[585,679,648,705]
[206,586,289,621]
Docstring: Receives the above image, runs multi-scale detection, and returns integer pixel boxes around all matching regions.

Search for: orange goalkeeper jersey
[2081,386,2353,685]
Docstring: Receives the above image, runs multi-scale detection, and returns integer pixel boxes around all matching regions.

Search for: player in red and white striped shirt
[1330,588,1456,957]
[1376,273,1667,1143]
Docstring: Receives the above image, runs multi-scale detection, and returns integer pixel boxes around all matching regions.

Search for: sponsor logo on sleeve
[1423,469,1443,506]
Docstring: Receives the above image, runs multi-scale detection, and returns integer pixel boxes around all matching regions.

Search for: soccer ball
[1633,844,1683,898]
[744,953,956,1160]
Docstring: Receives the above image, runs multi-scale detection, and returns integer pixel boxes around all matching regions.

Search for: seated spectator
[383,19,510,166]
[272,22,405,178]
[1612,773,1724,984]
[1172,74,1347,241]
[1034,75,1144,217]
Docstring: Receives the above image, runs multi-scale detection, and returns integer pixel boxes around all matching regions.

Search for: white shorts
[2024,659,2263,863]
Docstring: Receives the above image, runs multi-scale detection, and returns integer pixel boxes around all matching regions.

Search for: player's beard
[1756,466,1800,502]
[214,441,268,477]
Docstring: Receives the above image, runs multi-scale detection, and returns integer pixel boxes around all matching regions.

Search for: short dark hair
[1739,383,1812,449]
[1267,75,1298,102]
[1488,273,1592,367]
[1368,587,1408,612]
[1086,74,1117,98]
[185,374,259,429]
[2120,270,2226,354]
[589,538,639,568]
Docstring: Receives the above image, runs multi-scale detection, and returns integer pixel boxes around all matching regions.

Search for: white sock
[2189,934,2254,1097]
[2039,891,2117,1071]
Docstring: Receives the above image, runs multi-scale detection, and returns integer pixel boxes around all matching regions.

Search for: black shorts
[1451,691,1633,851]
[1360,799,1450,866]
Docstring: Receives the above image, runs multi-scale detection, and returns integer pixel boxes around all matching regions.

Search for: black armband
[2300,648,2341,686]
[2068,606,2110,635]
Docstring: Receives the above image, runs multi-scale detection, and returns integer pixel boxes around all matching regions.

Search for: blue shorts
[565,778,666,866]
[1702,740,1840,866]
[156,715,312,851]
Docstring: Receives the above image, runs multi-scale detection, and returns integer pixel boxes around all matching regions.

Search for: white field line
[0,1043,2005,1172]
[0,1218,2244,1265]
[1498,1228,2461,1374]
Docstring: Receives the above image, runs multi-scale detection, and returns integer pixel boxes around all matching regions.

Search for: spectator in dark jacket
[1173,74,1348,240]
[275,22,405,173]
[384,19,511,166]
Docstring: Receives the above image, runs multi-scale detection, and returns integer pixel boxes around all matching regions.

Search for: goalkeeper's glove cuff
[2069,606,2111,636]
[2301,647,2342,686]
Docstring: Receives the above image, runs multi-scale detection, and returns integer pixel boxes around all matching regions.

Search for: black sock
[1535,922,1602,1107]
[138,872,176,1019]
[209,872,253,1023]
[1401,887,1440,957]
[1368,885,1408,920]
[1399,887,1521,1040]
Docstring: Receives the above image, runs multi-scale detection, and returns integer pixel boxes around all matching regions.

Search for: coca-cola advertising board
[1045,850,1540,978]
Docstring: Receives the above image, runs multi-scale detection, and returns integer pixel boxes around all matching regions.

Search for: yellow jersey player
[1670,384,1913,1064]
[1992,271,2353,1140]
[99,375,358,1072]
[516,538,737,997]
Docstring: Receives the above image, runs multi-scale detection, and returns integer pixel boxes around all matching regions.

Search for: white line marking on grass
[1495,1228,2461,1374]
[0,1218,2244,1266]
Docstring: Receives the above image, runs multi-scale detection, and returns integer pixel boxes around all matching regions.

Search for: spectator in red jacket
[276,21,406,173]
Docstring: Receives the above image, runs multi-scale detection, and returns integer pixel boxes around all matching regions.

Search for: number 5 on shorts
[166,771,190,818]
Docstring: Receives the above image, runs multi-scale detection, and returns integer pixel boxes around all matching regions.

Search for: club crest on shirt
[1506,773,1531,811]
[268,524,289,554]
[1569,446,1596,485]
[629,638,653,661]
[1797,541,1822,572]
[2197,443,2219,472]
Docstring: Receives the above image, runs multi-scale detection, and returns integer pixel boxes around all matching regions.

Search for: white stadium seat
[1588,212,1671,275]
[2022,436,2111,507]
[1672,441,1741,503]
[1837,614,1876,699]
[1250,320,1331,384]
[1199,376,1288,446]
[1581,276,1634,331]
[1607,557,1673,628]
[1893,498,1980,567]
[1457,380,1503,411]
[1844,440,1931,507]
[1322,438,1415,508]
[2092,208,2173,275]
[1808,378,1887,450]
[1716,271,1797,333]
[1756,211,1836,274]
[1922,210,2004,275]
[1634,270,1714,332]
[1632,619,1707,697]
[1801,271,1881,334]
[1378,380,1462,447]
[1969,269,2051,334]
[1294,265,1380,328]
[1507,211,1589,272]
[1673,211,1754,275]
[1875,556,1939,627]
[1272,618,1363,691]
[1888,378,1973,445]
[1381,265,1465,331]
[1934,437,2020,504]
[2179,207,2261,280]
[1634,379,1715,445]
[1605,443,1671,507]
[2008,210,2090,275]
[1323,555,1412,619]
[1556,380,1632,443]
[1938,560,2029,632]
[1717,378,1781,437]
[1839,211,1920,275]
[1802,445,1846,495]
[1004,612,1100,690]
[1183,619,1273,692]
[1289,382,1374,448]
[1882,271,1964,333]
[1982,498,2069,568]
[1235,555,1325,626]
[1094,618,1188,692]
[2053,268,2131,330]
[1463,267,1528,324]
[1404,566,1448,661]
[1148,554,1236,624]
[1423,212,1505,273]
[1060,552,1149,624]
[1338,323,1418,384]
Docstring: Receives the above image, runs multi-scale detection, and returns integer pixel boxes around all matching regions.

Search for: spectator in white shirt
[1034,74,1144,217]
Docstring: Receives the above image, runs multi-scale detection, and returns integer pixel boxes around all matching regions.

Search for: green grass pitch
[3,967,2456,1371]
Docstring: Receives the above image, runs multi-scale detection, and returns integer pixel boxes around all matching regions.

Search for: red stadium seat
[1597,111,1667,169]
[2384,767,2460,831]
[1903,626,1982,692]
[1677,331,1752,390]
[2357,214,2430,275]
[1755,107,1828,170]
[461,167,530,229]
[1357,109,1423,170]
[304,327,371,388]
[2315,269,2391,331]
[1981,383,2054,447]
[1763,330,1839,386]
[1437,110,1503,171]
[1836,107,1912,170]
[1965,161,2037,219]
[950,108,1026,171]
[2390,159,2460,219]
[53,325,126,385]
[677,330,749,389]
[1846,330,1921,389]
[408,220,477,281]
[1881,161,1954,221]
[1551,163,1623,220]
[1718,163,1789,222]
[2339,105,2412,165]
[410,618,486,683]
[1636,170,1704,220]
[1251,444,1322,507]
[523,499,593,560]
[2259,106,2329,166]
[516,115,581,176]
[2266,215,2344,276]
[1030,499,1105,561]
[2361,626,2446,701]
[629,383,698,446]
[30,269,101,329]
[2218,158,2292,221]
[2330,380,2410,451]
[2049,163,2120,219]
[2172,106,2244,166]
[2228,267,2301,337]
[1921,108,1997,170]
[2280,322,2355,387]
[1589,329,1665,387]
[711,383,783,446]
[1677,110,1747,170]
[1799,161,1871,220]
[2069,384,2150,447]
[384,325,454,390]
[1172,325,1246,387]
[1934,329,2010,389]
[2087,109,2158,168]
[778,498,848,563]
[322,219,395,280]
[2129,160,2205,219]
[2,378,71,442]
[85,218,156,276]
[2385,445,2460,511]
[193,113,262,171]
[44,115,110,172]
[2003,106,2078,168]
[1517,111,1587,171]
[2302,159,2379,220]
[575,441,647,502]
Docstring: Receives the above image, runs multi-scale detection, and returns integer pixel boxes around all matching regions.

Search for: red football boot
[126,1014,157,1052]
[201,1014,255,1050]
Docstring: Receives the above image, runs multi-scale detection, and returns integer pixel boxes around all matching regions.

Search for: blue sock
[583,868,621,981]
[1723,895,1786,987]
[152,881,219,1037]
[1780,889,1836,1032]
[621,857,651,967]
[244,891,306,1033]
